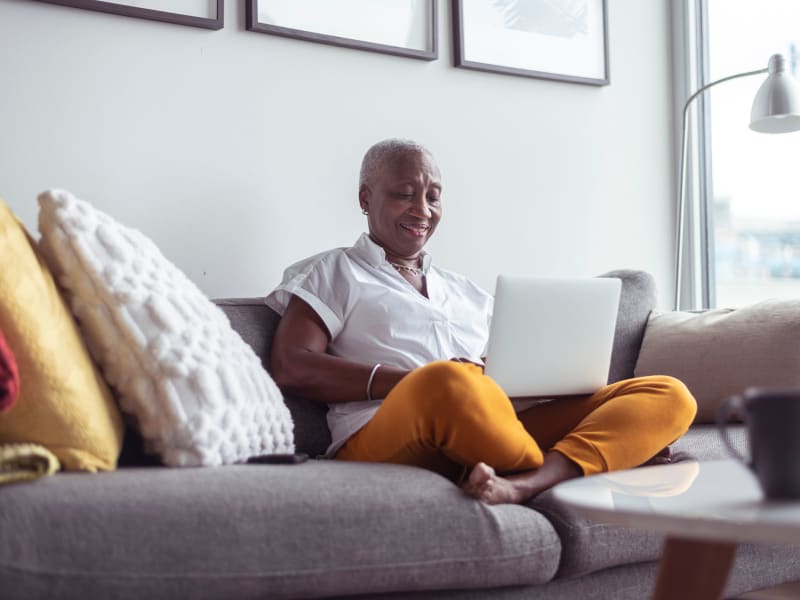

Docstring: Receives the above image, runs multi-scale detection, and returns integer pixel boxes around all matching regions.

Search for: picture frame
[452,0,609,86]
[34,0,224,30]
[245,0,438,61]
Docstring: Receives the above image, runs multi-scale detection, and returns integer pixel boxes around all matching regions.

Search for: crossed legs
[336,361,697,504]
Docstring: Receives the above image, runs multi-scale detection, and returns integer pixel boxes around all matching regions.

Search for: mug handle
[716,395,748,464]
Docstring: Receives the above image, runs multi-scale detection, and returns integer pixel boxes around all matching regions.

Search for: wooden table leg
[652,536,737,600]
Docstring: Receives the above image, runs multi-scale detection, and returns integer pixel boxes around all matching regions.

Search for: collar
[352,232,432,274]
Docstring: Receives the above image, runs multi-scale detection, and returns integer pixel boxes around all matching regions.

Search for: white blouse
[266,233,493,456]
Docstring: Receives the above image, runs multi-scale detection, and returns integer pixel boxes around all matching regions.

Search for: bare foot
[461,462,528,504]
[461,452,583,505]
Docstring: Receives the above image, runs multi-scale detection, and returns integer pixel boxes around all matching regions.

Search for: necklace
[389,261,422,276]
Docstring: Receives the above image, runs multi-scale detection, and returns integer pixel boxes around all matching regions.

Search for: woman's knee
[397,360,507,415]
[639,374,698,430]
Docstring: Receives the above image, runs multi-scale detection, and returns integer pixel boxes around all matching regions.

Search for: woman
[267,138,696,505]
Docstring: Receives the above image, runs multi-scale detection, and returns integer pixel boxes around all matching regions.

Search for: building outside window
[705,0,800,307]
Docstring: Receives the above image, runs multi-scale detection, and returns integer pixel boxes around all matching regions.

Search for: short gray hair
[359,138,434,187]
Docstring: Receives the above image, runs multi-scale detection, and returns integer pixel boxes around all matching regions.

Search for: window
[692,1,800,308]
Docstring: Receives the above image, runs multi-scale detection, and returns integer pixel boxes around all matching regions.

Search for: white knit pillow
[37,189,294,466]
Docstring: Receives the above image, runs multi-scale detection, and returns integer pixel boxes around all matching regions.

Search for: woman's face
[359,150,442,260]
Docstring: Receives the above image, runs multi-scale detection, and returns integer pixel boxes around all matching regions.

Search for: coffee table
[552,459,800,599]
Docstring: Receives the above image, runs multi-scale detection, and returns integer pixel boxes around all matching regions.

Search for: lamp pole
[674,67,767,310]
[675,52,800,311]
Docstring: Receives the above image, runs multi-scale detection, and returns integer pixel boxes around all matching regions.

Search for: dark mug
[717,387,800,499]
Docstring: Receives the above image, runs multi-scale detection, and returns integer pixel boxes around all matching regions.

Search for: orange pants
[336,361,697,481]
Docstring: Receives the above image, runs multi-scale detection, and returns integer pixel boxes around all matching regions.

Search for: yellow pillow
[0,200,123,471]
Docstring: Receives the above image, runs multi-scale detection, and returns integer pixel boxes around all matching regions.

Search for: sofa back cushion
[634,299,800,423]
[215,269,656,458]
[600,269,657,384]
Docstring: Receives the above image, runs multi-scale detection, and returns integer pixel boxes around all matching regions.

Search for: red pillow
[0,329,19,412]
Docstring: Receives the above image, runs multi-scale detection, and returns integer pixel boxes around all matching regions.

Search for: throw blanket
[0,443,60,485]
[0,329,19,412]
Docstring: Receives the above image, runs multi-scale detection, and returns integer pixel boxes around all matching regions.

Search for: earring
[362,209,368,215]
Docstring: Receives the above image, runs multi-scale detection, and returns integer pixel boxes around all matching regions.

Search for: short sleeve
[265,250,353,339]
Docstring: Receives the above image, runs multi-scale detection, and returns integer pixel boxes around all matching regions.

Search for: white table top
[552,459,800,545]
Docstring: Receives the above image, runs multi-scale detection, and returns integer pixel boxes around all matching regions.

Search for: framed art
[453,0,609,85]
[246,0,438,61]
[34,0,224,30]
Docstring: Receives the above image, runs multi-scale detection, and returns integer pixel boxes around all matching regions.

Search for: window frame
[672,0,717,310]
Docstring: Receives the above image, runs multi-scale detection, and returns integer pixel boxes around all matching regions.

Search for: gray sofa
[2,270,799,599]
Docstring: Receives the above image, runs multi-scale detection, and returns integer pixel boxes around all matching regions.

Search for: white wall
[0,0,676,307]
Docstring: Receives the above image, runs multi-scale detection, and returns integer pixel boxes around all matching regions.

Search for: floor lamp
[675,53,800,310]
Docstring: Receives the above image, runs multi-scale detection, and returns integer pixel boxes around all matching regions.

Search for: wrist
[366,365,412,401]
[366,363,381,402]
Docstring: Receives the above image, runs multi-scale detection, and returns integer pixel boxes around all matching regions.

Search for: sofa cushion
[0,200,123,471]
[37,190,294,466]
[671,423,748,462]
[529,488,664,579]
[633,300,800,423]
[599,269,657,383]
[0,461,561,599]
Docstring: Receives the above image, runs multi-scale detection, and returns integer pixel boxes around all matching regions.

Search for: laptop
[483,275,621,397]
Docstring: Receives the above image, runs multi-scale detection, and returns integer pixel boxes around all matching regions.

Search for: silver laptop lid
[483,276,621,397]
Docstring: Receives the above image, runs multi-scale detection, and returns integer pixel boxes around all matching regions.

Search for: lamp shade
[750,54,800,133]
